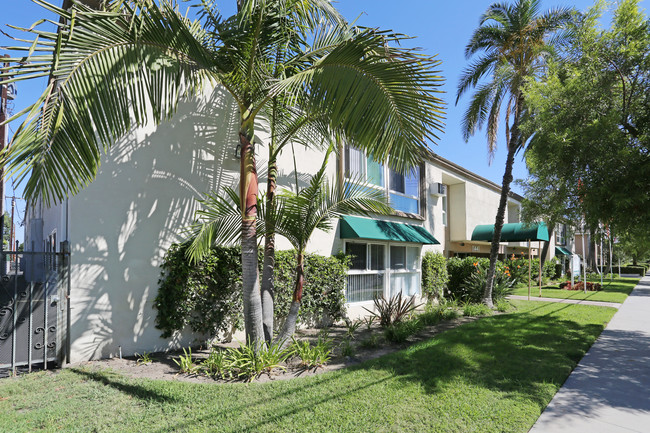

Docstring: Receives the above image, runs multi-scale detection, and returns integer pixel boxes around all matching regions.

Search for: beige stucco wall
[60,85,343,362]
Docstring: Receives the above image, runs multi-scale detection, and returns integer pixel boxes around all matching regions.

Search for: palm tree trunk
[484,95,523,308]
[239,129,264,349]
[261,158,277,343]
[274,252,304,347]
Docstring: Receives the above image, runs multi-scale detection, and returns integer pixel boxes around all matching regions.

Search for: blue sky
[2,0,645,243]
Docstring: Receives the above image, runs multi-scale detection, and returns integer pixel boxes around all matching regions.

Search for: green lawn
[510,277,640,303]
[0,301,616,433]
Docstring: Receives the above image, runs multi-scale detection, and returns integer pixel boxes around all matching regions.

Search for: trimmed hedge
[612,265,647,276]
[154,244,349,339]
[421,251,448,301]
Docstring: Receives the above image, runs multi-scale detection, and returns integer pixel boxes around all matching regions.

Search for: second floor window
[556,224,567,245]
[345,145,420,215]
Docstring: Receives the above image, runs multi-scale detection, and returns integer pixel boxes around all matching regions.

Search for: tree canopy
[522,0,650,234]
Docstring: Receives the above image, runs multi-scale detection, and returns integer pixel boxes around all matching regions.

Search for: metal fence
[0,244,70,377]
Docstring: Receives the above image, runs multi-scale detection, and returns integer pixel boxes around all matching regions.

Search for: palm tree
[187,146,392,344]
[1,0,444,347]
[456,0,572,307]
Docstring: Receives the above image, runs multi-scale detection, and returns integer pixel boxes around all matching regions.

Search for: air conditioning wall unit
[429,182,446,197]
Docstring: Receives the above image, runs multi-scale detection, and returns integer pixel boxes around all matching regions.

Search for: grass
[511,276,640,303]
[0,301,615,433]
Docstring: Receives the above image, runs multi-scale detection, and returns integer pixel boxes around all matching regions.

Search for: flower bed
[559,281,602,291]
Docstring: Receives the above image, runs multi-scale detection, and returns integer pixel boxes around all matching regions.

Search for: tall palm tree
[456,0,572,307]
[1,0,444,347]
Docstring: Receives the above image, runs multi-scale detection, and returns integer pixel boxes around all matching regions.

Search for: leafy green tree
[1,0,444,347]
[456,0,572,307]
[522,0,650,235]
[616,229,650,266]
[516,146,583,268]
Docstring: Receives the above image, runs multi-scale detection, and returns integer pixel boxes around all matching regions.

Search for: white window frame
[344,240,422,303]
[556,224,566,246]
[441,192,448,227]
[344,145,420,215]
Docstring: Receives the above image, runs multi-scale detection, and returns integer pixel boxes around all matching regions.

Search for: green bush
[616,265,647,276]
[421,251,448,301]
[273,251,349,327]
[384,318,423,343]
[458,263,515,303]
[154,244,243,339]
[154,245,349,338]
[446,257,492,297]
[462,303,493,317]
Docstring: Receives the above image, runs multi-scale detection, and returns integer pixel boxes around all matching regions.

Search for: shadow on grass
[154,303,616,432]
[69,368,183,404]
[351,304,605,409]
[68,302,623,433]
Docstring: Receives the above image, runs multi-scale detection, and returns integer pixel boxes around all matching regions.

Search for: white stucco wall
[57,84,345,362]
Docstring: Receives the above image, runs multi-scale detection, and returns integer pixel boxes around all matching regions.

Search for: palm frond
[273,148,392,252]
[270,28,445,173]
[184,187,243,263]
[0,0,220,205]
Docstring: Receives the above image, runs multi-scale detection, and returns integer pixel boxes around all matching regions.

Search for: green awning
[471,222,549,242]
[555,246,573,256]
[340,216,439,244]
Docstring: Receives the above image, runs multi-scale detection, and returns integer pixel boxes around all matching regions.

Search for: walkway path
[507,295,621,309]
[529,274,650,433]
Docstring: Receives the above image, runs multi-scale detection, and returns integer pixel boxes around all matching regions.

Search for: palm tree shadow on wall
[69,86,240,361]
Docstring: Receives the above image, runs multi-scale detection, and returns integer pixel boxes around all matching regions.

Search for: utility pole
[0,54,9,275]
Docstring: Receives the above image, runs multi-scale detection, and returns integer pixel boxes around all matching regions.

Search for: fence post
[61,241,71,365]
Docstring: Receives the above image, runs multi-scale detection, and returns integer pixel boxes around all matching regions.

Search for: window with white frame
[345,145,420,215]
[441,191,448,226]
[345,241,421,302]
[556,224,566,245]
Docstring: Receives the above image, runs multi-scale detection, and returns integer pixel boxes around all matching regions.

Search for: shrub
[422,299,459,322]
[358,334,382,349]
[502,254,557,284]
[559,281,602,291]
[273,251,349,327]
[154,244,243,339]
[384,318,423,343]
[226,340,290,381]
[173,347,199,375]
[363,293,422,328]
[421,251,448,301]
[616,266,647,276]
[495,299,512,312]
[462,303,493,317]
[446,257,491,297]
[154,245,349,338]
[457,262,514,304]
[202,348,228,378]
[289,335,332,368]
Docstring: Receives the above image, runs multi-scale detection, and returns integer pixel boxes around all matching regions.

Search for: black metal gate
[0,245,70,376]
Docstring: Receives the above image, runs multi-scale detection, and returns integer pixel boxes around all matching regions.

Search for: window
[441,192,448,226]
[388,167,420,214]
[556,224,566,245]
[345,241,421,302]
[345,145,420,215]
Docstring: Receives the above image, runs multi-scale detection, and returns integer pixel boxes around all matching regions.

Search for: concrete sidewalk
[529,274,650,433]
